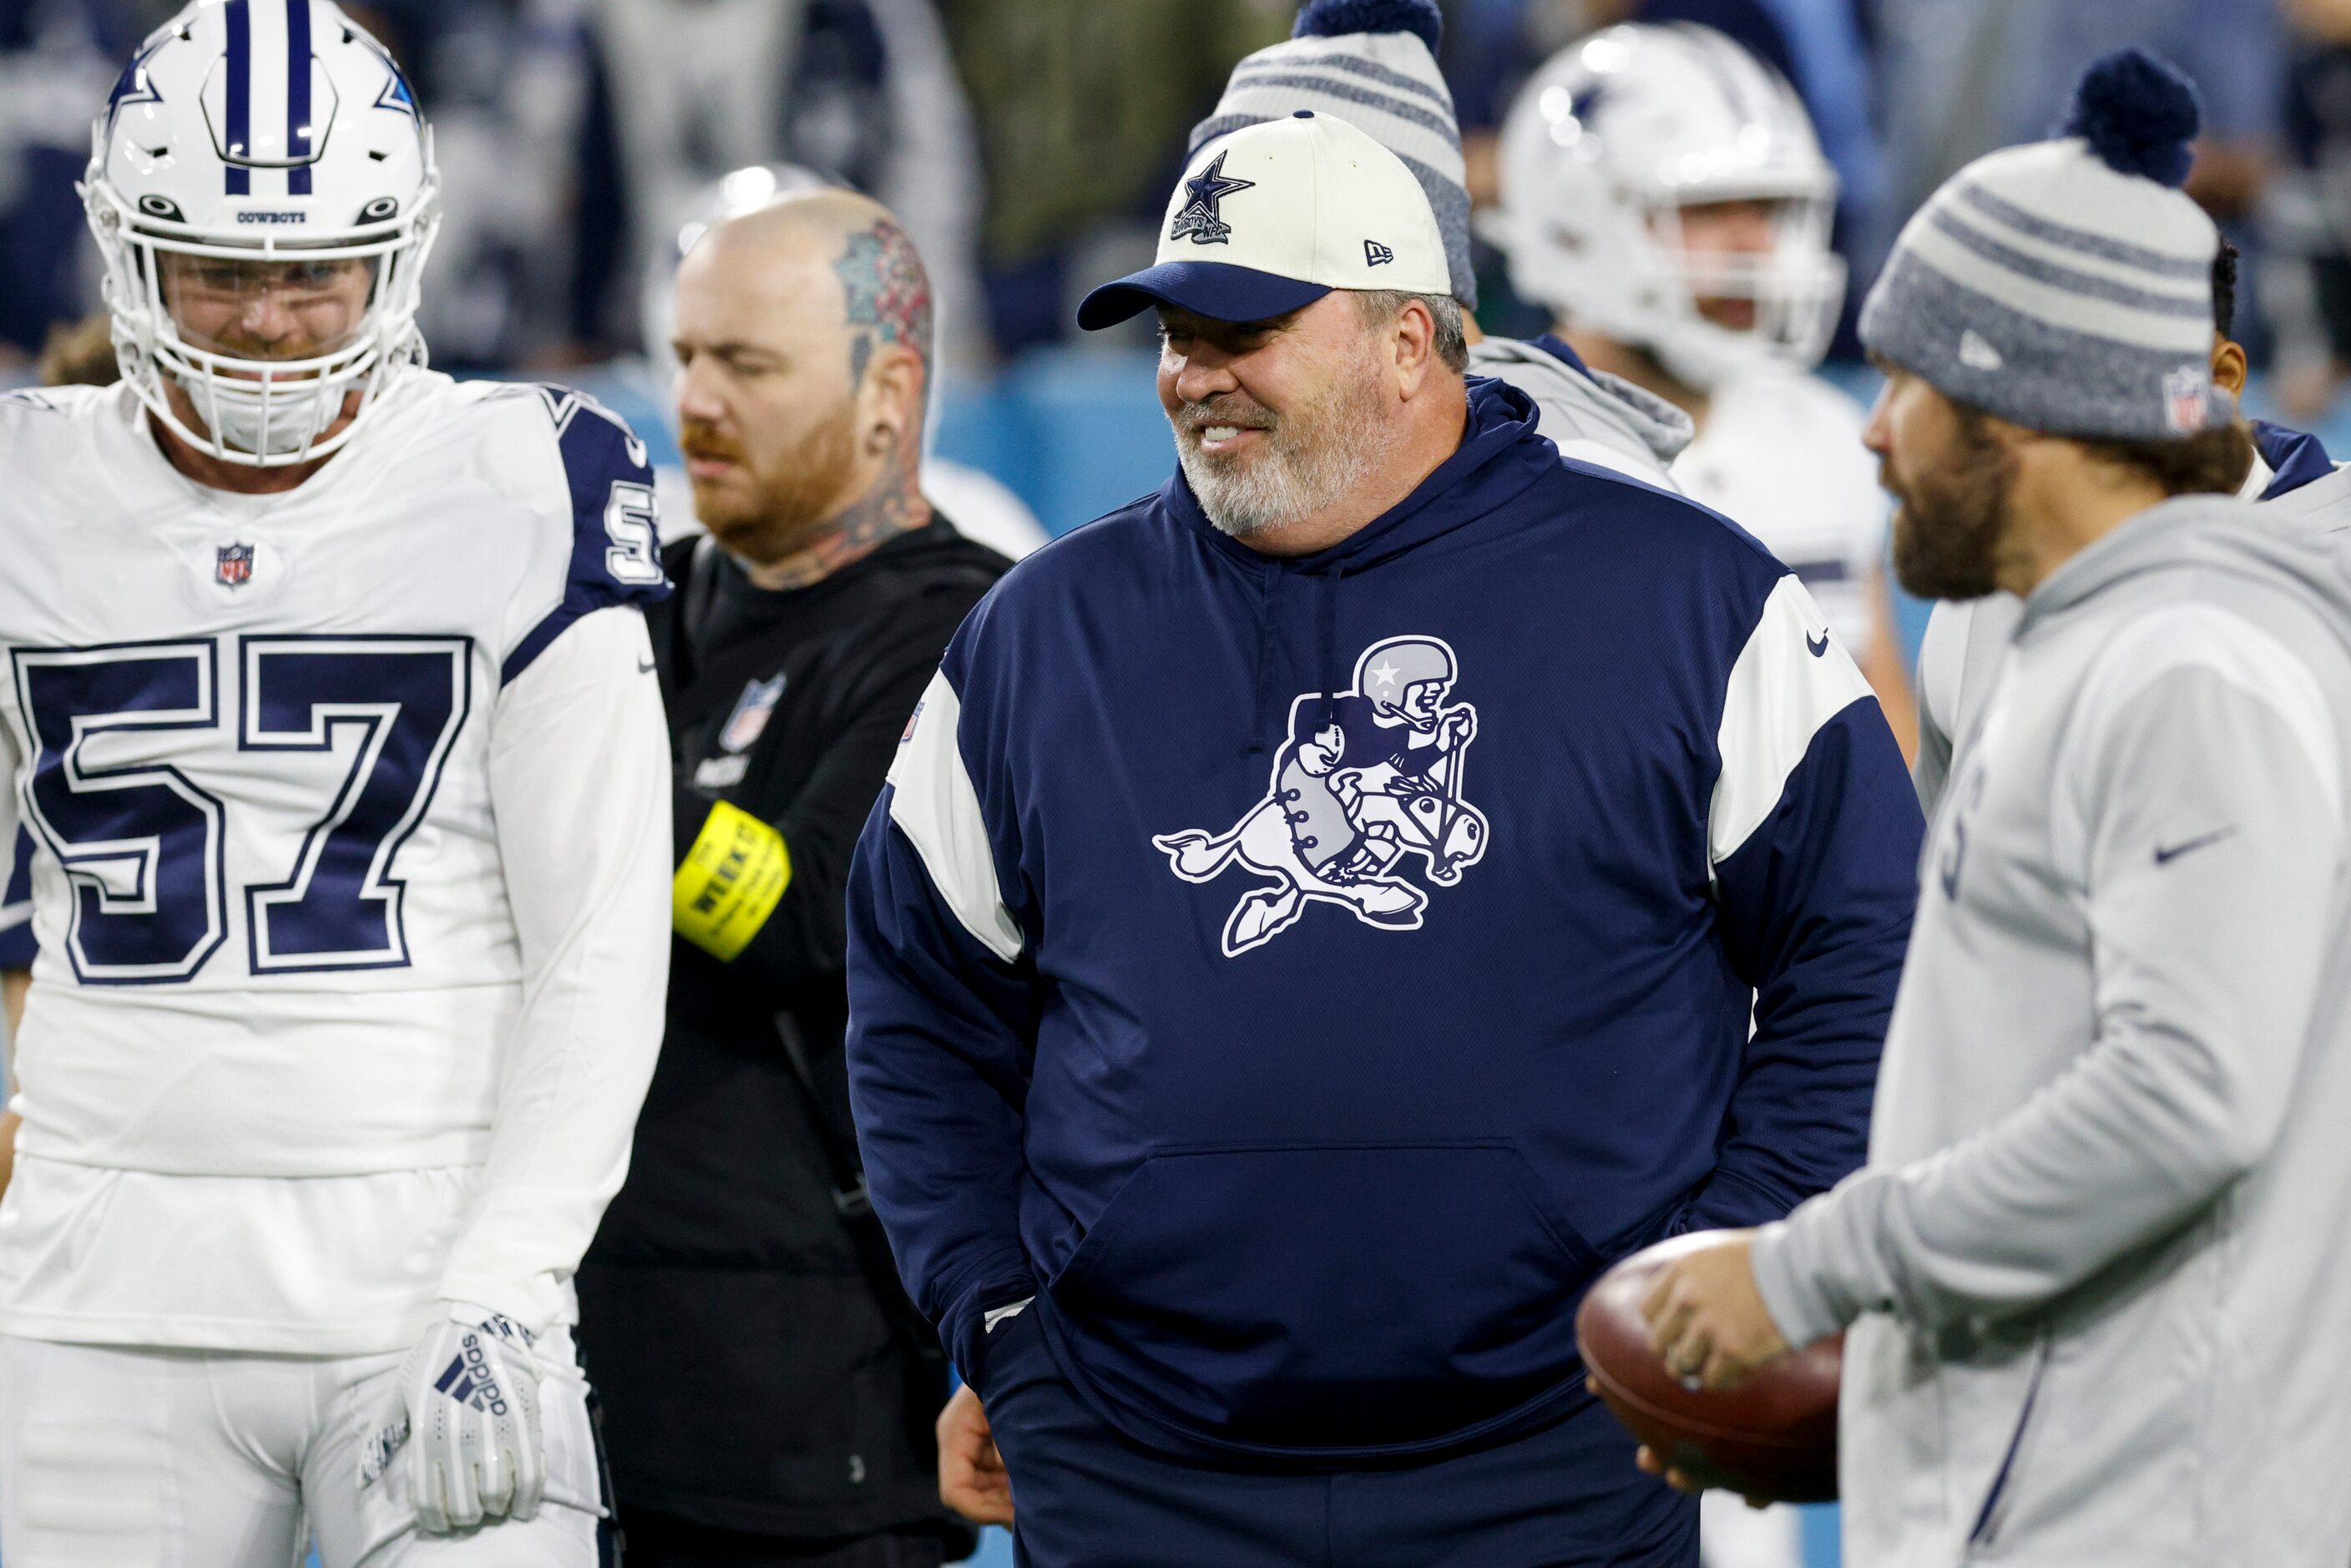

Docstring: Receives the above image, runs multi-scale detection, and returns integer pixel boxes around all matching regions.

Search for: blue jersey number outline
[240,636,473,972]
[12,641,228,984]
[10,635,473,984]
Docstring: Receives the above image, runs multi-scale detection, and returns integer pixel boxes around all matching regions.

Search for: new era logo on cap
[1078,111,1450,331]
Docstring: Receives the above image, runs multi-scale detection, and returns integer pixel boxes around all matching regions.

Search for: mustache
[1877,458,1909,507]
[1174,394,1277,435]
[679,422,746,463]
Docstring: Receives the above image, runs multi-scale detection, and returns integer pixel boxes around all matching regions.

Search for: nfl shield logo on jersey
[720,675,786,753]
[215,543,255,587]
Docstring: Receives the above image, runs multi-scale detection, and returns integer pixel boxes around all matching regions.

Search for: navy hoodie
[845,378,1923,1464]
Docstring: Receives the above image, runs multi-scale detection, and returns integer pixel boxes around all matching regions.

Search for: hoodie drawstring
[1244,566,1280,759]
[1241,561,1347,756]
[1314,563,1344,732]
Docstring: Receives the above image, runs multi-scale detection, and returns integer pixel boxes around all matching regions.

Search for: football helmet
[1489,23,1844,389]
[1358,637,1457,725]
[83,0,441,466]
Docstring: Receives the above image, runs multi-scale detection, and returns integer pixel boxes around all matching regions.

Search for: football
[1575,1234,1843,1503]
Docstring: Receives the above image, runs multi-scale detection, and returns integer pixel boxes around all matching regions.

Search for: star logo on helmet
[347,26,419,119]
[1170,152,1254,247]
[104,42,169,134]
[373,68,418,118]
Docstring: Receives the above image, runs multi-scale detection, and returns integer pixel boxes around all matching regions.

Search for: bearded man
[845,113,1920,1567]
[572,189,1000,1567]
[1641,53,2351,1568]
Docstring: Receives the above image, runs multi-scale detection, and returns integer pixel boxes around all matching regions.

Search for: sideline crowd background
[13,0,2351,648]
[7,1,2351,1564]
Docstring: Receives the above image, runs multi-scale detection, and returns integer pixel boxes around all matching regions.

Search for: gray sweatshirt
[1752,494,2351,1566]
[1911,446,2335,813]
[1465,336,1692,488]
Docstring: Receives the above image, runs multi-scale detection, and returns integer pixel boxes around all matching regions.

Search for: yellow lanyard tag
[672,800,792,960]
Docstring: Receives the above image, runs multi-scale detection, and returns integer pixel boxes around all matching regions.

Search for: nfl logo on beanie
[1859,49,2231,442]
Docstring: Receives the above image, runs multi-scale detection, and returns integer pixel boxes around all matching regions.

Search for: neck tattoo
[743,453,927,591]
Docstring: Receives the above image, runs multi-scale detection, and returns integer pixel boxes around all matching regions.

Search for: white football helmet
[1489,23,1844,389]
[83,0,441,466]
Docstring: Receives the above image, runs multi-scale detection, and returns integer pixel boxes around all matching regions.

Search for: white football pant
[0,1330,612,1568]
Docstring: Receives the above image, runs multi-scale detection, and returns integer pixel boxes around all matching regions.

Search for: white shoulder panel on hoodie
[1710,574,1874,867]
[888,670,1024,963]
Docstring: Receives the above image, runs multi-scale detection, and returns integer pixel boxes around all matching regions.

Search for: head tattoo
[835,217,933,387]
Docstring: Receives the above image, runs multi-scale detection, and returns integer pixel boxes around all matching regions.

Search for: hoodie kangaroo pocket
[1049,1141,1603,1449]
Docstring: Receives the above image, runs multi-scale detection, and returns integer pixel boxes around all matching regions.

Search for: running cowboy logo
[1154,636,1489,956]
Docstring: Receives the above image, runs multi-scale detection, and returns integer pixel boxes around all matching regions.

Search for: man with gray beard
[847,112,1920,1565]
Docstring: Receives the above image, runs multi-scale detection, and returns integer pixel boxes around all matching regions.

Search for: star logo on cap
[1170,152,1255,247]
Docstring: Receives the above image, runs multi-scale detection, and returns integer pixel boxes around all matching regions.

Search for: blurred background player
[574,187,1004,1567]
[0,3,671,1562]
[1491,23,1918,756]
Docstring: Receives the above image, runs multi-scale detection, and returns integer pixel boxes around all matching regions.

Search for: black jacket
[579,519,1005,1540]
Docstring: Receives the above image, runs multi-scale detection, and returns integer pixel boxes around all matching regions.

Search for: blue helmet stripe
[225,0,252,195]
[286,0,311,195]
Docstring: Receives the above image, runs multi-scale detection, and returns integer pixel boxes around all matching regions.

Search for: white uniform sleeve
[437,606,672,1328]
[1754,621,2343,1345]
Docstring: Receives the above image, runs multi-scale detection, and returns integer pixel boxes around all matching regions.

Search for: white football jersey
[0,373,672,1354]
[1672,369,1887,662]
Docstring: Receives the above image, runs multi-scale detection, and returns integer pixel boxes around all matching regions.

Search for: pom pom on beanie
[2061,48,2202,188]
[1292,0,1443,53]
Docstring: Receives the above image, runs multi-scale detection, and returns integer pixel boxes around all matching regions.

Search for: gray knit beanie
[1860,49,2231,441]
[1190,0,1475,309]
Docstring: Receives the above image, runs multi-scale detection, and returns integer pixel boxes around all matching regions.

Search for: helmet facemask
[1642,190,1846,390]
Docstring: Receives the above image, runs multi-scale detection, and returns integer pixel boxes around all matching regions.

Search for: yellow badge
[672,800,792,960]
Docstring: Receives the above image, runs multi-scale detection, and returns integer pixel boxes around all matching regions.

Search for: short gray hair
[1352,290,1469,373]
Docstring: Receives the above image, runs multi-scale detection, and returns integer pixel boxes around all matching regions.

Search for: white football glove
[362,1302,546,1532]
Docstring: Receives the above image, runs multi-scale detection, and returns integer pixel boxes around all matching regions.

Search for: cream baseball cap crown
[1077,109,1451,330]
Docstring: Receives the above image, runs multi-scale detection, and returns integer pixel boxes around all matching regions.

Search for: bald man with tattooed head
[574,190,1004,1568]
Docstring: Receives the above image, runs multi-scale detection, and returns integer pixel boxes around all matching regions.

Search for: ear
[2211,333,2249,398]
[857,337,928,459]
[1390,298,1441,399]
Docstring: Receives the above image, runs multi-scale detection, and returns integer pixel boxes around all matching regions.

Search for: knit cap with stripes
[1859,48,2229,441]
[1190,0,1474,309]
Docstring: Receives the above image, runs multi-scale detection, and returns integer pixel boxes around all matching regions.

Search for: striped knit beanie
[1191,0,1475,308]
[1860,49,2230,440]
